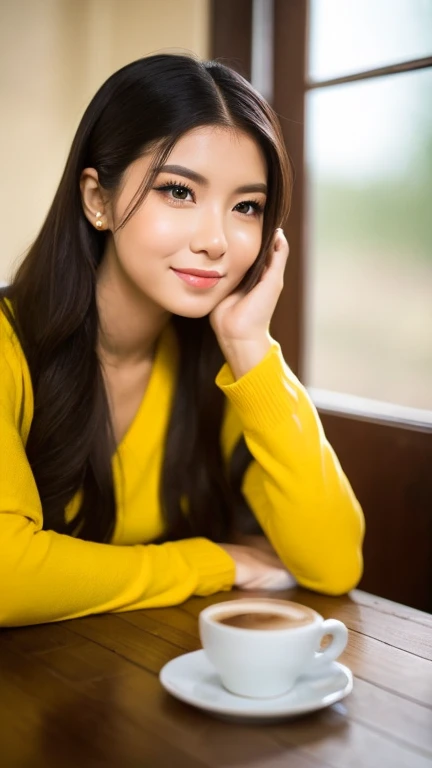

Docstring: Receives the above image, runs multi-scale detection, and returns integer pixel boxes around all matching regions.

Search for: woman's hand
[209,229,289,346]
[220,540,297,591]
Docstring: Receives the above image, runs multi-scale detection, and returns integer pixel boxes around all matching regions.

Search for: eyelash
[154,180,265,217]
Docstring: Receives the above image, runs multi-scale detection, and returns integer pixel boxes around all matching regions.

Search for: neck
[96,245,170,368]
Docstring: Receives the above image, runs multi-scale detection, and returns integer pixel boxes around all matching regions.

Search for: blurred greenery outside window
[304,0,432,411]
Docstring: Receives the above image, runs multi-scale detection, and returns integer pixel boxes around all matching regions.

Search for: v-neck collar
[115,322,176,454]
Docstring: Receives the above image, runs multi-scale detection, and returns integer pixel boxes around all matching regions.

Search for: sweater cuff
[215,340,301,433]
[173,538,235,597]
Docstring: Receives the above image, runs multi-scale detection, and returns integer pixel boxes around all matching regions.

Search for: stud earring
[95,211,103,229]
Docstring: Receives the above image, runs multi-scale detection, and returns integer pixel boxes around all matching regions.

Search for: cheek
[144,212,183,241]
[117,207,186,259]
[230,225,263,273]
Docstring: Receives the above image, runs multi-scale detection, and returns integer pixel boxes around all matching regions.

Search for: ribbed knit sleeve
[216,339,365,596]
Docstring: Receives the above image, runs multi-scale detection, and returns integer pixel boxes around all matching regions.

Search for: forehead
[166,126,267,182]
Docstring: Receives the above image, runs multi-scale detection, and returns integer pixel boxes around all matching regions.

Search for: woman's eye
[234,201,263,216]
[155,182,194,203]
[170,185,191,200]
[154,182,194,202]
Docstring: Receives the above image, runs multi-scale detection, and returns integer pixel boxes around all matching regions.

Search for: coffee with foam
[214,601,315,631]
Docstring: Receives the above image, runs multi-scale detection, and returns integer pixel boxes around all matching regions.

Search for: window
[305,0,432,411]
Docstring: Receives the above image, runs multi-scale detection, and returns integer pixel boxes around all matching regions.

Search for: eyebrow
[157,164,268,195]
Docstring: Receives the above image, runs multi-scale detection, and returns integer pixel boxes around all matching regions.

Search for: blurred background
[1,0,431,610]
[0,0,209,280]
[306,0,432,412]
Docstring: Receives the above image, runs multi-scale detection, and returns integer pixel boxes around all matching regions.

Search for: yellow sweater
[0,307,364,626]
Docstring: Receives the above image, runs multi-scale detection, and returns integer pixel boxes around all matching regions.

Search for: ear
[80,168,112,231]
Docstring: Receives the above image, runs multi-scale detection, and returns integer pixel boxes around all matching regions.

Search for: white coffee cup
[199,598,348,699]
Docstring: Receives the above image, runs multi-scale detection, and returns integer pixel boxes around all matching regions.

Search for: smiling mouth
[171,268,222,289]
[173,268,222,277]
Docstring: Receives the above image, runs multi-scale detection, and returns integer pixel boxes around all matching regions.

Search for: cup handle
[312,619,348,668]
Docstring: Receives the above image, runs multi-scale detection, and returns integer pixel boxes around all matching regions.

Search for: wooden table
[1,587,431,768]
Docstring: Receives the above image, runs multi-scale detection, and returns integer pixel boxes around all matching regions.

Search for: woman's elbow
[298,552,364,597]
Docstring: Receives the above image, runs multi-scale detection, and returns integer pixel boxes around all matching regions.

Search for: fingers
[248,548,285,569]
[263,229,289,285]
[233,540,285,569]
[274,228,289,254]
[242,569,297,591]
[239,547,297,590]
[233,535,276,555]
[220,542,297,591]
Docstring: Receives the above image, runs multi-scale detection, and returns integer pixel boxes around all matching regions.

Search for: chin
[170,304,214,319]
[161,294,220,319]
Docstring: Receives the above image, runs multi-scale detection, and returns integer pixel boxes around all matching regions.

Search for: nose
[189,209,228,260]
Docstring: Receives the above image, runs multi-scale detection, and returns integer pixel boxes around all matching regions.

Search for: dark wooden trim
[272,0,307,375]
[209,0,253,80]
[321,413,432,612]
[308,56,432,90]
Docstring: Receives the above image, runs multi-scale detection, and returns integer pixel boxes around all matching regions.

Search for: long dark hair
[0,54,292,544]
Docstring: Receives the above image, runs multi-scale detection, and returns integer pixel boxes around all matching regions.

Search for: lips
[173,268,222,278]
[171,268,222,289]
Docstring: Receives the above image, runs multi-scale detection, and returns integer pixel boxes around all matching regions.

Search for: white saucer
[159,650,353,723]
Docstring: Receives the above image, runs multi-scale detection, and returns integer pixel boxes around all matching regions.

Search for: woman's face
[104,126,268,318]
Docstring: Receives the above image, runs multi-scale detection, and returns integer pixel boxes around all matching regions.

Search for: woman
[0,54,364,626]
